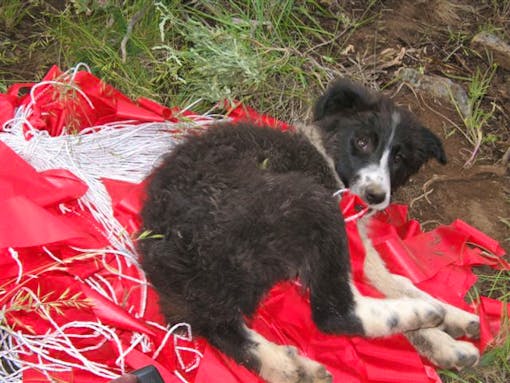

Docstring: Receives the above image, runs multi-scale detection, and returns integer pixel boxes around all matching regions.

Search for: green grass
[0,0,31,30]
[449,64,497,167]
[441,265,510,383]
[0,0,381,119]
[39,0,380,119]
[48,2,160,98]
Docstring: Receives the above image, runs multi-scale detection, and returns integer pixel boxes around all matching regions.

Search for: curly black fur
[139,79,446,377]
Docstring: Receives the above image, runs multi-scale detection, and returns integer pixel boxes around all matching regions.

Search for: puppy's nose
[365,188,386,205]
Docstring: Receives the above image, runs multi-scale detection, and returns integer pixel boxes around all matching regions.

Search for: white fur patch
[350,159,391,209]
[357,219,481,367]
[351,112,400,210]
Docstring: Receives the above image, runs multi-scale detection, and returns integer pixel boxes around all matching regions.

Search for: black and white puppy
[139,80,480,383]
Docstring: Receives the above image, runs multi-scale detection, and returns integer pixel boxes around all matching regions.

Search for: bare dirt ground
[394,91,509,247]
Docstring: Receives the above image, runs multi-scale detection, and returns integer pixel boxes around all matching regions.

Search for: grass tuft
[36,0,380,119]
[451,64,497,167]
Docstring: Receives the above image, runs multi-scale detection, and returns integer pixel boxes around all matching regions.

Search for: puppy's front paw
[406,299,446,330]
[354,297,446,336]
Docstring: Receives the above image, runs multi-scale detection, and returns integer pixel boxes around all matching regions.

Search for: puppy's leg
[309,268,445,338]
[207,320,332,383]
[357,219,480,339]
[356,219,480,368]
[387,274,480,339]
[306,222,445,338]
[351,284,446,337]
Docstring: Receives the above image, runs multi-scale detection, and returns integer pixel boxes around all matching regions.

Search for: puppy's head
[313,79,446,210]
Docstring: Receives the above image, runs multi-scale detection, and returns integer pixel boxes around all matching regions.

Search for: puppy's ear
[420,126,447,164]
[313,79,376,121]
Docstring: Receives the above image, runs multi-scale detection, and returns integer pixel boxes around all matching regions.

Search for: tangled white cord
[0,64,228,382]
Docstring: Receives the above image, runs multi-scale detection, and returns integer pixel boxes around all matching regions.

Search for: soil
[393,90,510,248]
[344,0,510,254]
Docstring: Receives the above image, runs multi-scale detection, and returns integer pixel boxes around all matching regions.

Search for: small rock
[396,68,471,118]
[471,31,510,70]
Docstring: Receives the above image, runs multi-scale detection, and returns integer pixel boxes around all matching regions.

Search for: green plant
[451,64,497,167]
[0,0,32,29]
[442,267,510,383]
[40,0,382,118]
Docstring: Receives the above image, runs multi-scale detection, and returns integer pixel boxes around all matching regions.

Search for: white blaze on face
[351,112,399,210]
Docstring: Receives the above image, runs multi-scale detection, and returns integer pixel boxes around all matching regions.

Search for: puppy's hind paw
[433,340,480,370]
[441,311,480,340]
[407,328,479,371]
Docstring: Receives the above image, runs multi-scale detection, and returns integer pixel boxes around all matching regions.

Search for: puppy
[139,80,480,383]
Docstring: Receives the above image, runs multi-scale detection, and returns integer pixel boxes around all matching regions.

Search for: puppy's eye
[355,136,371,152]
[393,153,403,164]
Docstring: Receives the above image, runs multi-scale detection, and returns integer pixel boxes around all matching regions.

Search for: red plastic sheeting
[0,66,508,383]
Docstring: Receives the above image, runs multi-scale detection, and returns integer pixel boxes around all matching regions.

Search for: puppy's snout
[365,187,386,205]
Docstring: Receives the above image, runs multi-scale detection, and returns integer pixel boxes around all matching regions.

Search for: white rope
[0,64,220,382]
[152,322,192,361]
[332,188,349,198]
[42,246,65,264]
[84,275,119,305]
[1,118,225,261]
[7,248,23,285]
[115,332,148,366]
[28,80,95,111]
[344,207,370,223]
[1,287,123,380]
[70,63,92,79]
[174,369,191,383]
